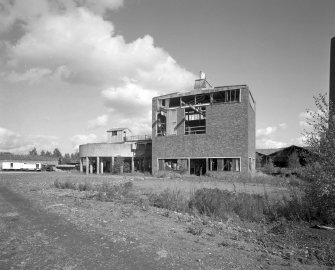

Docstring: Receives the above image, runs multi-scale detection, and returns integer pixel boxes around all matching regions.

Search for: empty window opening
[169,97,181,107]
[213,89,240,103]
[190,159,206,176]
[209,158,240,172]
[157,112,166,136]
[10,163,13,168]
[195,94,210,105]
[157,109,177,136]
[185,106,206,135]
[158,159,188,172]
[111,131,117,136]
[181,95,196,106]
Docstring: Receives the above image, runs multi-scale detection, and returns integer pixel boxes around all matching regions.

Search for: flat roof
[153,84,248,99]
[107,128,131,132]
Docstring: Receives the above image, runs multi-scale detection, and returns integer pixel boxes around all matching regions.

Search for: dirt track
[1,172,334,270]
[0,185,171,270]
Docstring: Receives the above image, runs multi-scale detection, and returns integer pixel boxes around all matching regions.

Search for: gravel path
[0,185,168,270]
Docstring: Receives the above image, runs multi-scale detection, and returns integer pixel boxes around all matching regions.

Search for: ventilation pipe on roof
[194,70,212,90]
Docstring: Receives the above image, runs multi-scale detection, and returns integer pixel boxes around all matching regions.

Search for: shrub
[54,179,76,189]
[300,94,335,224]
[189,188,265,222]
[96,181,134,202]
[148,188,190,213]
[112,158,131,174]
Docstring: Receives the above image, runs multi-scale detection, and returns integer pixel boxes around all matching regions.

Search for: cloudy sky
[0,0,334,154]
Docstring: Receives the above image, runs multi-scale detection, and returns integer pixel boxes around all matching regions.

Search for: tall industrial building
[330,36,335,107]
[151,73,256,176]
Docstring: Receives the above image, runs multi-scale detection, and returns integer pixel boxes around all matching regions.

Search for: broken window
[181,95,196,106]
[209,158,240,172]
[111,131,117,136]
[213,89,240,103]
[195,93,210,105]
[157,112,166,136]
[157,109,177,136]
[166,109,177,135]
[185,106,206,135]
[158,159,188,172]
[169,97,180,107]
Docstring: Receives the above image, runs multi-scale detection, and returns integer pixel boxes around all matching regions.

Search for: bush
[189,188,265,222]
[148,188,190,213]
[112,158,131,174]
[96,181,134,202]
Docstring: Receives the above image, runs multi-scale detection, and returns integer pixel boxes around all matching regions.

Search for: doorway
[190,159,206,176]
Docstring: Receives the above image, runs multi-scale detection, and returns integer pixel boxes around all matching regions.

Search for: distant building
[79,128,151,174]
[151,73,256,176]
[256,145,311,168]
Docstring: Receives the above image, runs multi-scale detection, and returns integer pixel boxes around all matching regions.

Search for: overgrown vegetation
[54,179,133,202]
[300,94,335,224]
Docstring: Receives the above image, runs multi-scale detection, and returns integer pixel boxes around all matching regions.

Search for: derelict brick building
[79,128,151,174]
[151,73,256,176]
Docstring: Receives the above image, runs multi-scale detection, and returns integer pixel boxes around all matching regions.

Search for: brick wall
[152,87,255,176]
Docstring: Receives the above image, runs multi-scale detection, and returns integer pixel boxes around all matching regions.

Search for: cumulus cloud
[256,123,288,149]
[256,126,277,138]
[278,122,287,129]
[0,127,59,153]
[70,133,99,150]
[88,114,109,129]
[1,1,195,135]
[0,0,124,32]
[6,68,53,84]
[257,139,287,149]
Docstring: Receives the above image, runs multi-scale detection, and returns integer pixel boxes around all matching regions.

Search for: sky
[0,0,335,154]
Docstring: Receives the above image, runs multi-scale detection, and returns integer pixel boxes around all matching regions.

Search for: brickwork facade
[152,85,256,176]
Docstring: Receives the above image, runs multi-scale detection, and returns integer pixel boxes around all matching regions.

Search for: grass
[51,171,317,224]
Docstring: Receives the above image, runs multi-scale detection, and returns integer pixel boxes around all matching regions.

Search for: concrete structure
[79,128,151,174]
[151,73,256,176]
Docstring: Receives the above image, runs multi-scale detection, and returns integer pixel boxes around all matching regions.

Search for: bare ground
[0,172,334,270]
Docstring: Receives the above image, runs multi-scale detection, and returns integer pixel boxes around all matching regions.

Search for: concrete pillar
[206,158,209,172]
[89,164,93,174]
[86,157,89,175]
[111,157,114,173]
[96,157,100,175]
[100,161,103,174]
[131,157,134,173]
[80,158,83,173]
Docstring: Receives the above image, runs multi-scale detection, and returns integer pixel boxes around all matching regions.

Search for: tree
[29,147,38,156]
[45,151,52,157]
[302,93,335,223]
[40,150,46,156]
[288,151,301,169]
[53,148,62,158]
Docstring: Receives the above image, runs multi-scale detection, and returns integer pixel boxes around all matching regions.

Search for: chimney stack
[330,37,335,108]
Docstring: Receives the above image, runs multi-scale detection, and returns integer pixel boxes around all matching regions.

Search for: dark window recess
[169,97,180,107]
[195,94,210,105]
[157,112,166,136]
[185,106,206,135]
[181,95,195,105]
[213,89,240,103]
[162,99,165,106]
[209,158,240,172]
[111,131,117,136]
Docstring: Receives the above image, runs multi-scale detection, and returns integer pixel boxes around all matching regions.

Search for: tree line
[28,147,80,163]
